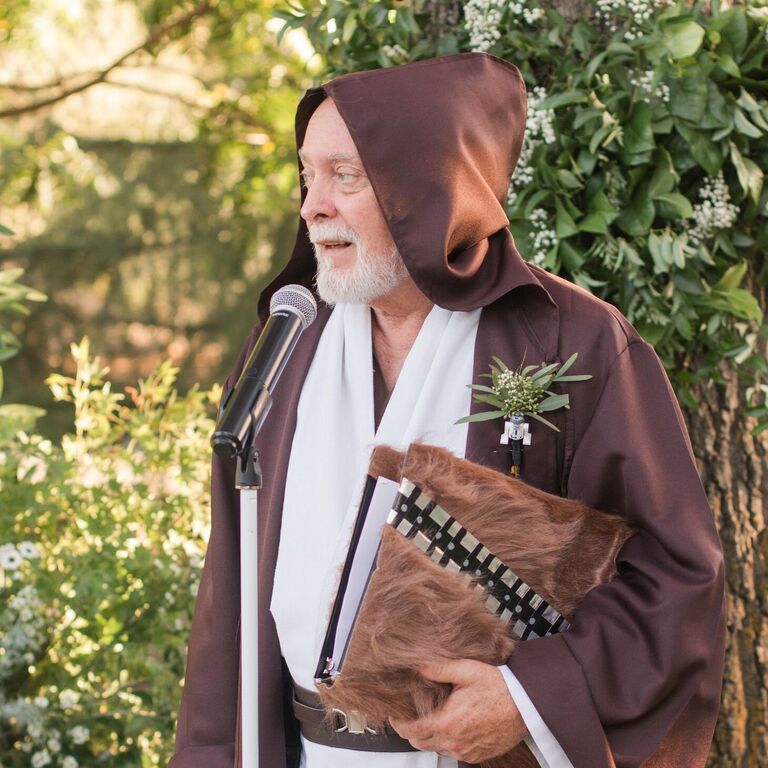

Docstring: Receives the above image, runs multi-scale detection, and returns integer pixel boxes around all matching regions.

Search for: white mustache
[308,224,360,245]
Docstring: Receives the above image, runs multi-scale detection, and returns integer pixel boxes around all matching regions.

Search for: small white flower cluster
[629,69,670,103]
[507,87,556,208]
[14,435,53,484]
[596,0,671,41]
[17,452,49,483]
[382,44,408,64]
[527,87,556,144]
[0,540,40,572]
[0,692,83,764]
[528,208,558,266]
[31,750,51,767]
[0,583,46,679]
[464,0,545,53]
[464,0,504,52]
[59,689,80,709]
[516,4,544,24]
[0,693,42,731]
[687,173,740,246]
[70,724,90,745]
[29,729,67,766]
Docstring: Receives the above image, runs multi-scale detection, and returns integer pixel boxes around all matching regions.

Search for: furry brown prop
[317,443,634,768]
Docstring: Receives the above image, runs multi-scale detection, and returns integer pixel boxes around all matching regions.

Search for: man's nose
[300,176,336,223]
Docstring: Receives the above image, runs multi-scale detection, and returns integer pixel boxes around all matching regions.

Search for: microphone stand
[237,441,262,768]
[235,399,268,768]
[214,385,272,768]
[211,285,317,768]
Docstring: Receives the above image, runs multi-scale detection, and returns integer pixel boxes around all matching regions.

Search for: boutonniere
[458,353,592,476]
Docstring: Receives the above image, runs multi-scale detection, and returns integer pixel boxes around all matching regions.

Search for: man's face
[299,99,408,305]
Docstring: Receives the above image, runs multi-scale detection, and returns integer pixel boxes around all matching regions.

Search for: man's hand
[389,659,528,763]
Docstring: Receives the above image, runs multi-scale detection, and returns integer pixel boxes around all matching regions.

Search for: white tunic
[272,303,479,768]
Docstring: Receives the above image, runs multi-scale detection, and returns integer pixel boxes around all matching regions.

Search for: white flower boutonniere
[458,353,592,475]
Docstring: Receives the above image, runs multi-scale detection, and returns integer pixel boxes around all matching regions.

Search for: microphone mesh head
[270,284,318,329]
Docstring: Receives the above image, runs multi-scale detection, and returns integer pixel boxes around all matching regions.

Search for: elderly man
[169,53,724,768]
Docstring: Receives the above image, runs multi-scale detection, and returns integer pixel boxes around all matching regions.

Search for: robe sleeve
[169,330,261,768]
[499,666,574,767]
[168,448,241,768]
[505,340,725,768]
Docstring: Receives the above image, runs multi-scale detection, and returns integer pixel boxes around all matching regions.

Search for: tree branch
[0,0,214,120]
[0,73,97,92]
[0,59,212,94]
[92,78,210,111]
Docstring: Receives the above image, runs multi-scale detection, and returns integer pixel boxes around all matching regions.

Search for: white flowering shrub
[628,69,670,104]
[526,208,559,268]
[596,0,674,41]
[687,172,741,246]
[276,0,768,427]
[464,0,544,52]
[0,339,217,766]
[506,86,557,263]
[463,0,504,52]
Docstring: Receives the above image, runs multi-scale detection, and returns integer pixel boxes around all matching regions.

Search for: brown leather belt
[292,683,417,753]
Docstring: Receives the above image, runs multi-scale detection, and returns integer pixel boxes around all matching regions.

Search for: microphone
[211,284,317,458]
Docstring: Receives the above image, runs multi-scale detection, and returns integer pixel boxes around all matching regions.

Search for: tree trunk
[686,271,768,767]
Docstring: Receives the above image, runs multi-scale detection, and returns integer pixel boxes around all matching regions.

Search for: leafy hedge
[0,340,216,767]
[277,0,768,425]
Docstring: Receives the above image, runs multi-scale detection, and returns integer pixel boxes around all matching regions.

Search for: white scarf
[271,302,481,768]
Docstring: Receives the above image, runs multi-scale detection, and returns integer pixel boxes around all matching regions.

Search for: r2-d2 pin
[500,412,531,477]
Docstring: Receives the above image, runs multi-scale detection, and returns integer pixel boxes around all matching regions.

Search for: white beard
[310,226,409,306]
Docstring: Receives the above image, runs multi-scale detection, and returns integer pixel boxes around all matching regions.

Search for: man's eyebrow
[297,149,363,165]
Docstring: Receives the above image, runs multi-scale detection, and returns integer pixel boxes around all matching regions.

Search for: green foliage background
[1,1,767,766]
[0,0,312,432]
[1,1,312,764]
[281,0,768,422]
[1,336,215,766]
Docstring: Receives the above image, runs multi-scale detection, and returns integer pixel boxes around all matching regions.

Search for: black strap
[292,683,417,753]
[388,478,569,640]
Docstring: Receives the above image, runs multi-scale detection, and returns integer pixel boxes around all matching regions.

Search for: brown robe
[169,53,724,768]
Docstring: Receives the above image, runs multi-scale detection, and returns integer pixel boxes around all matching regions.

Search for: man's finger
[419,658,477,685]
[389,716,435,741]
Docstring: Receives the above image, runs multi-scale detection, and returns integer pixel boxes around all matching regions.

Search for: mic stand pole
[237,440,262,768]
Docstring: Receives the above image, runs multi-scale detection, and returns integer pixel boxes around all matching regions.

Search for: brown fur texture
[318,443,634,768]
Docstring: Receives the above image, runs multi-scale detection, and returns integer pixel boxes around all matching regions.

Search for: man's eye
[300,173,313,188]
[335,171,357,182]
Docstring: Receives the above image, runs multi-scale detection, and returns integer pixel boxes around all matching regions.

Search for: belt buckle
[332,708,377,735]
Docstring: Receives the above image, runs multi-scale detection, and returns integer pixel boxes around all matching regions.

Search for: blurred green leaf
[669,77,708,122]
[555,198,579,238]
[713,262,747,292]
[693,135,725,175]
[730,142,764,202]
[622,103,655,165]
[665,20,705,59]
[616,191,655,236]
[734,108,763,139]
[654,192,694,219]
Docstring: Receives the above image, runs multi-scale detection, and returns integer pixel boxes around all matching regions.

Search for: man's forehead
[297,148,361,164]
[299,99,363,164]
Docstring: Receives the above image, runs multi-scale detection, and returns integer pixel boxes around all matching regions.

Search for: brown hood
[259,52,549,318]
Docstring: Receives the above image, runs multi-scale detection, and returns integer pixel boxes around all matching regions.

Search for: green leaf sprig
[458,353,592,432]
